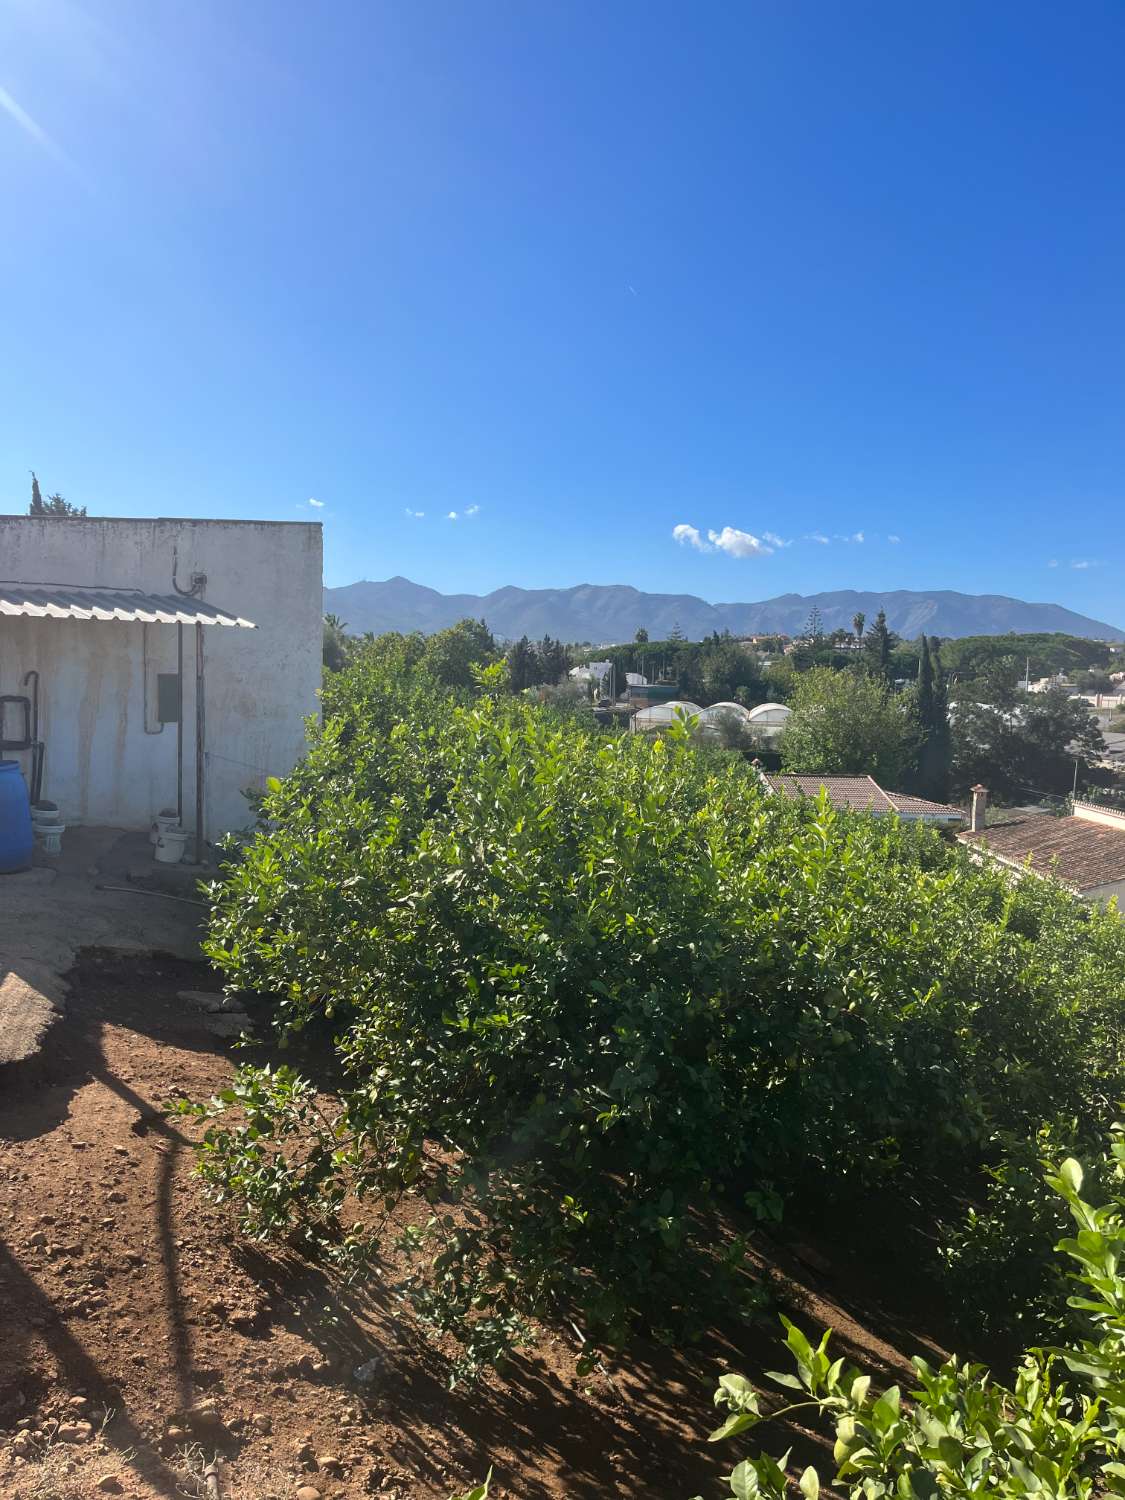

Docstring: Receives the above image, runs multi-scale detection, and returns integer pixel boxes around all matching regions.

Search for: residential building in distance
[959,789,1125,905]
[761,772,965,826]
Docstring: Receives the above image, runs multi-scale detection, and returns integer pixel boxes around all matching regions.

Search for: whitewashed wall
[0,516,322,842]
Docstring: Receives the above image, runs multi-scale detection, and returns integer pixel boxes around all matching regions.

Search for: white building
[0,514,322,851]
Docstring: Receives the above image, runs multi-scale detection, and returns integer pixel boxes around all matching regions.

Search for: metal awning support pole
[195,620,205,863]
[176,622,184,824]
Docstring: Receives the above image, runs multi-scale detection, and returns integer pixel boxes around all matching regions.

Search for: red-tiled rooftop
[960,815,1125,893]
[764,774,964,821]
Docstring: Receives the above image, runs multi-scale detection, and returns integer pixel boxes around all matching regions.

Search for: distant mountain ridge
[324,576,1125,644]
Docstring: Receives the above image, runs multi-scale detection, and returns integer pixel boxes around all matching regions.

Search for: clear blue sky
[1,1,1121,623]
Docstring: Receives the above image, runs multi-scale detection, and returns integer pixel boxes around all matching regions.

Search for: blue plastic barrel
[0,760,34,874]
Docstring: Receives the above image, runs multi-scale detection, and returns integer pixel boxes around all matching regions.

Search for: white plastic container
[31,801,60,830]
[154,826,188,864]
[151,808,180,846]
[39,823,65,856]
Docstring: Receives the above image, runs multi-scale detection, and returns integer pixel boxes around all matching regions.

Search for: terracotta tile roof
[764,774,963,821]
[959,816,1125,893]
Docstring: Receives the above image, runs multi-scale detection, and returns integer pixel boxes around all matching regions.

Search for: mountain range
[324,577,1124,644]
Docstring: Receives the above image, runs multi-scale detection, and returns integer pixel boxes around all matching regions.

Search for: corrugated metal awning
[0,583,256,628]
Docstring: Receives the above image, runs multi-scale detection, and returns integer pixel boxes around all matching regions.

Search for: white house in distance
[0,514,322,852]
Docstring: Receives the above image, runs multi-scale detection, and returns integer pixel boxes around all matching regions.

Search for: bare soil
[0,951,953,1500]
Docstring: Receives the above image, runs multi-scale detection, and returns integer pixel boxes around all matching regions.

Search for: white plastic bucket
[154,827,188,864]
[151,808,179,846]
[31,802,60,830]
[39,823,65,856]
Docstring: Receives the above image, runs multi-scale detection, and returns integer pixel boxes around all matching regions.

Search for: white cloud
[887,534,901,544]
[708,527,774,558]
[307,497,325,509]
[1048,558,1059,568]
[674,522,777,558]
[673,523,708,550]
[806,531,830,545]
[762,531,791,548]
[404,508,425,519]
[465,504,480,517]
[852,531,865,544]
[447,510,459,521]
[1071,559,1096,570]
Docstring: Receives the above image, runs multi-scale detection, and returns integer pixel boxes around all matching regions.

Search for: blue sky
[1,1,1121,624]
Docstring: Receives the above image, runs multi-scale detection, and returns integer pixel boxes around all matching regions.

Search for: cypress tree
[917,635,935,729]
[508,636,537,693]
[866,608,892,685]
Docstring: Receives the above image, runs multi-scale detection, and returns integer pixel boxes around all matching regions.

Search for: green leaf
[1059,1157,1084,1194]
[798,1466,820,1500]
[728,1461,760,1500]
[709,1412,759,1443]
[719,1374,757,1403]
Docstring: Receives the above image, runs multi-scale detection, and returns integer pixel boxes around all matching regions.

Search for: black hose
[22,671,42,802]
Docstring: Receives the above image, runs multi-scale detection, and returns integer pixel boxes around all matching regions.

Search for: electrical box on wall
[156,673,182,725]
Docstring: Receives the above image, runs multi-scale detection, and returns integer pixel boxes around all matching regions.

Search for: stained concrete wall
[0,516,322,843]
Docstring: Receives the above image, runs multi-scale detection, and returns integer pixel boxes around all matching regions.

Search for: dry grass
[168,1443,295,1500]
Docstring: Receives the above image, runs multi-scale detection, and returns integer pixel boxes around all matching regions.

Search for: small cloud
[464,504,480,518]
[832,531,865,544]
[673,523,708,551]
[1048,558,1059,568]
[806,532,830,545]
[887,534,901,544]
[307,497,325,509]
[626,283,637,296]
[852,531,865,544]
[1071,559,1097,570]
[447,510,459,521]
[404,508,425,519]
[708,526,774,558]
[762,531,791,549]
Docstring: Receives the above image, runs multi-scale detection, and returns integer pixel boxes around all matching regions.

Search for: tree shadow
[0,948,978,1499]
[0,950,247,1496]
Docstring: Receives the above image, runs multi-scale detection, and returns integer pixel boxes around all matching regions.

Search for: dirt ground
[0,951,954,1500]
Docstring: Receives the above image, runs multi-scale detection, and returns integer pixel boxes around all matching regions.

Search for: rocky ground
[0,949,949,1500]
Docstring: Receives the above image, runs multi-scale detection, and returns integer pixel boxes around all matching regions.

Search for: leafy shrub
[192,645,1125,1376]
[939,1122,1117,1349]
[704,1137,1125,1500]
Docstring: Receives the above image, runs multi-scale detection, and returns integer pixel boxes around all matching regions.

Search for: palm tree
[852,611,866,644]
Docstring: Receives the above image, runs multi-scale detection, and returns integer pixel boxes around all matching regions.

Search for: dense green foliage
[941,633,1113,687]
[952,684,1106,800]
[939,1121,1117,1347]
[779,666,920,784]
[194,645,1125,1379]
[596,632,771,707]
[704,1141,1125,1500]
